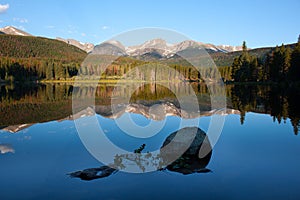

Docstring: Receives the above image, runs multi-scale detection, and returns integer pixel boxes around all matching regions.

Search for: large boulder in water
[160,127,212,175]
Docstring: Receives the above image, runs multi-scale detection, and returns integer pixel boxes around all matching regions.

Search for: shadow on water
[68,127,212,181]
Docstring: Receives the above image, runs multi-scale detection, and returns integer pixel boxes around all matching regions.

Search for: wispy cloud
[81,33,86,37]
[0,3,9,14]
[101,26,109,30]
[13,17,28,23]
[65,24,78,34]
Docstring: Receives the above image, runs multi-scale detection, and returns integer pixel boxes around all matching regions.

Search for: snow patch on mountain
[0,26,32,36]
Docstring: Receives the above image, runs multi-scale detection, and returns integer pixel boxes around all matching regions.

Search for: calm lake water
[0,83,300,199]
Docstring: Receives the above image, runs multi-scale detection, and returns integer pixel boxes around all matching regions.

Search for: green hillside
[0,35,87,82]
[0,34,86,62]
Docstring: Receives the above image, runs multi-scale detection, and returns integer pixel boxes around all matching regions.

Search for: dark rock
[68,166,117,181]
[161,127,212,175]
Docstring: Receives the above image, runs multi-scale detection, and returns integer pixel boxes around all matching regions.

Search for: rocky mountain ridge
[0,25,242,54]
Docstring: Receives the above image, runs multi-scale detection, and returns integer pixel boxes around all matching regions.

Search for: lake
[0,83,300,199]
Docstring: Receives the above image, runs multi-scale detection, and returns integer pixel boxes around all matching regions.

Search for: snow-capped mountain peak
[0,26,32,36]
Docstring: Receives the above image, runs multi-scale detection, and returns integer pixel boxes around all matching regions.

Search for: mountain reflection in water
[1,83,299,134]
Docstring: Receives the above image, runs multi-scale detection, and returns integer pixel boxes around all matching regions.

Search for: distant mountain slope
[217,44,243,52]
[92,41,127,56]
[56,37,94,53]
[0,26,32,36]
[0,34,87,62]
[210,43,297,66]
[0,26,93,53]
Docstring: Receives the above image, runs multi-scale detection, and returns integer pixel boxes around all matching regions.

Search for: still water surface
[0,83,299,199]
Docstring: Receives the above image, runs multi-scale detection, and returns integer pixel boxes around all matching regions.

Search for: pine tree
[46,62,54,80]
[242,41,247,53]
[249,57,258,81]
[40,60,47,79]
[268,44,291,82]
[282,46,291,78]
[257,58,264,81]
[54,62,64,80]
[269,46,281,82]
[232,41,255,82]
[288,42,300,81]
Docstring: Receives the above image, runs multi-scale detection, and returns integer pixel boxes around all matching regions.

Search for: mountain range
[2,25,291,68]
[92,39,244,59]
[0,26,242,54]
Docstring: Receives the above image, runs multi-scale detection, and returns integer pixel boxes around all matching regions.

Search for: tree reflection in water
[1,83,299,134]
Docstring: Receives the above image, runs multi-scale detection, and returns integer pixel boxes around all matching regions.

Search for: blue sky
[0,0,299,47]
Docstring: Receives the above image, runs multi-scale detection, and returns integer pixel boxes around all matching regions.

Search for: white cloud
[81,33,86,36]
[0,3,9,13]
[13,17,28,23]
[102,26,109,30]
[0,20,3,23]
